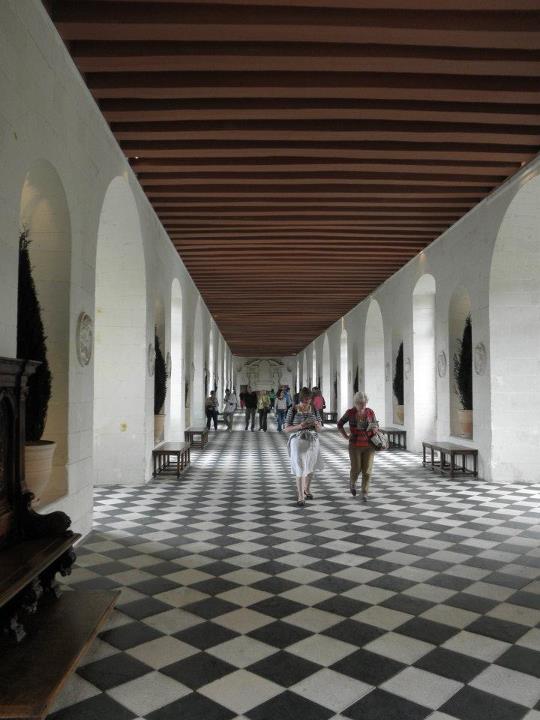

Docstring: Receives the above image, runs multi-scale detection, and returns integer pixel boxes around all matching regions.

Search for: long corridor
[51,419,540,720]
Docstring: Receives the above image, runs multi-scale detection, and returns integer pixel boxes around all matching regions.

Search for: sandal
[296,499,306,507]
[304,492,313,500]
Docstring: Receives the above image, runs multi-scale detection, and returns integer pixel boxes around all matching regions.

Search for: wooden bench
[382,427,407,450]
[184,426,209,448]
[322,411,338,423]
[153,442,191,478]
[422,440,478,477]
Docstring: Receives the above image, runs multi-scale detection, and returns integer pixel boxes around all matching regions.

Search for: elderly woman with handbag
[285,387,323,506]
[338,390,384,502]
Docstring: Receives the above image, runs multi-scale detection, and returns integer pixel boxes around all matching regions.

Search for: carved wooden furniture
[381,427,407,450]
[422,440,479,477]
[153,441,191,478]
[184,426,209,448]
[0,358,118,719]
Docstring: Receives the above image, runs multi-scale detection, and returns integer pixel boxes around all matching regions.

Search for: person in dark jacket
[244,387,257,431]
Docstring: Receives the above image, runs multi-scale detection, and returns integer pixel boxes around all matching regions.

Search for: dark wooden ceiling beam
[52,4,540,50]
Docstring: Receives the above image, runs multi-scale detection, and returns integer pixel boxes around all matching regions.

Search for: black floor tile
[250,596,305,619]
[396,617,459,646]
[439,686,527,720]
[99,621,163,650]
[173,621,238,650]
[77,652,151,690]
[495,645,540,678]
[248,650,321,687]
[344,688,431,720]
[161,652,235,689]
[414,647,488,683]
[48,694,137,720]
[183,597,239,620]
[247,690,333,720]
[314,595,370,617]
[248,620,311,649]
[120,597,172,620]
[331,648,406,685]
[322,619,385,647]
[466,616,528,644]
[146,692,235,720]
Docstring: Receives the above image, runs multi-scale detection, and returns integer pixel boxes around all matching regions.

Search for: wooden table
[322,411,338,423]
[153,441,191,478]
[382,427,407,450]
[184,426,209,448]
[422,441,478,477]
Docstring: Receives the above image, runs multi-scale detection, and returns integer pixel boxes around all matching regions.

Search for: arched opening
[449,286,472,438]
[490,176,540,482]
[412,274,437,449]
[364,300,385,424]
[322,334,331,410]
[339,327,349,415]
[154,297,166,445]
[19,159,71,504]
[192,298,205,425]
[208,324,215,396]
[168,279,183,440]
[93,177,147,485]
[312,347,317,390]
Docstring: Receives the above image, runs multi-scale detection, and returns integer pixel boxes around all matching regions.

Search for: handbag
[370,429,389,451]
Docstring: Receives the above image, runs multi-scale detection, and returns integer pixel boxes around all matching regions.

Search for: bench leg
[422,445,426,466]
[450,453,456,477]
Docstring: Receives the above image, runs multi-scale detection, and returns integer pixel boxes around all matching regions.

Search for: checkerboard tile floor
[48,415,540,720]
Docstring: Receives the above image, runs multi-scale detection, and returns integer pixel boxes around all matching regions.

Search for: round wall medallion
[76,312,93,367]
[474,342,487,375]
[148,343,155,376]
[437,350,447,378]
[404,357,411,380]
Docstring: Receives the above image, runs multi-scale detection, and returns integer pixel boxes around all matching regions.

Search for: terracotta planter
[154,413,165,445]
[24,440,56,505]
[395,405,405,424]
[458,409,473,438]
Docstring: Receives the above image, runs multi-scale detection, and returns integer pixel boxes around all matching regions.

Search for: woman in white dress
[285,387,323,506]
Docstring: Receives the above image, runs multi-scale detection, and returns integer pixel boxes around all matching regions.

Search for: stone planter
[395,405,404,424]
[154,413,165,445]
[458,409,473,438]
[24,440,56,505]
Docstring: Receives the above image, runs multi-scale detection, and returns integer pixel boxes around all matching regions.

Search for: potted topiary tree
[17,229,55,504]
[453,315,473,437]
[393,342,404,424]
[154,333,167,444]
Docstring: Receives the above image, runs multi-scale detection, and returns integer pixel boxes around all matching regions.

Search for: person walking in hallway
[244,387,257,431]
[275,388,288,432]
[285,387,322,506]
[338,391,379,502]
[257,389,271,431]
[205,390,219,431]
[223,388,237,431]
[312,386,326,425]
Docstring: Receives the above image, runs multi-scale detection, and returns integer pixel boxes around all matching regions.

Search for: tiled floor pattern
[49,416,540,720]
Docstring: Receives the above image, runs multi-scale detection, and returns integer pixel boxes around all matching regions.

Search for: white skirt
[288,431,323,477]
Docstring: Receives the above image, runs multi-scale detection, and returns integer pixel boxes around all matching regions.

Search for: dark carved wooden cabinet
[0,358,118,720]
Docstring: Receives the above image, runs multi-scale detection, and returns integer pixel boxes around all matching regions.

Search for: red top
[337,407,377,448]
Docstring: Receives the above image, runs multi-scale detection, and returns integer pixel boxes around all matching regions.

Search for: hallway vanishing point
[52,417,540,720]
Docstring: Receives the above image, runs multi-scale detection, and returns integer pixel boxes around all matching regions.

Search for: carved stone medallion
[474,342,487,375]
[404,357,411,380]
[76,312,93,367]
[437,350,447,378]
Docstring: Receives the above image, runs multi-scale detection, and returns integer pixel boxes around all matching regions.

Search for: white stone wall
[303,163,540,482]
[0,0,230,535]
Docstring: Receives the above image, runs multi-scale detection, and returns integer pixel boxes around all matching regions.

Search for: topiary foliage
[353,366,359,394]
[453,314,473,410]
[17,229,52,442]
[154,333,167,414]
[393,342,404,406]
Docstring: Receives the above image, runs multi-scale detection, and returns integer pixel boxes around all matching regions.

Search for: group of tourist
[205,385,380,507]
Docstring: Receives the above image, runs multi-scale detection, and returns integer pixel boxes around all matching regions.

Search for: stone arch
[168,278,184,440]
[192,297,205,424]
[364,299,385,425]
[449,286,472,438]
[93,176,147,485]
[490,175,540,482]
[339,326,349,415]
[19,159,72,504]
[412,274,437,450]
[322,334,331,410]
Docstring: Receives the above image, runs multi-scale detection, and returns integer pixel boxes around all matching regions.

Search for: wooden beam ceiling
[46,0,540,355]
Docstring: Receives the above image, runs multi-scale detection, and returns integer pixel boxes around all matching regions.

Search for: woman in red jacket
[337,391,379,502]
